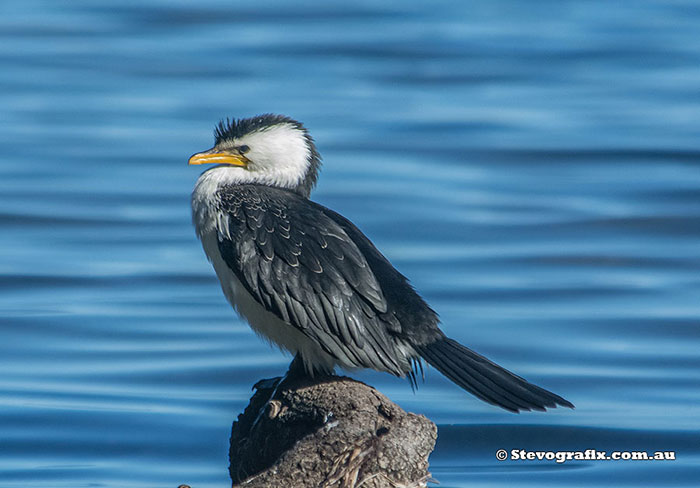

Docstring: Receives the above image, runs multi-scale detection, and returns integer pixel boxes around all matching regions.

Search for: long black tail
[415,337,574,413]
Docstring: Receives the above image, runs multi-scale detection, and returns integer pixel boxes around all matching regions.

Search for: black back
[215,184,441,375]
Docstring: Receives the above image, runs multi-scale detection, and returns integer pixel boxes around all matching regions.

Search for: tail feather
[416,337,574,413]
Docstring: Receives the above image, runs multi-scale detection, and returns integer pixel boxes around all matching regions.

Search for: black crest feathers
[215,114,307,143]
[212,114,322,197]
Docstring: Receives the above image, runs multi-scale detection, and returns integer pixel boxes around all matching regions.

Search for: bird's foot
[250,354,310,432]
[252,376,281,391]
[250,370,296,432]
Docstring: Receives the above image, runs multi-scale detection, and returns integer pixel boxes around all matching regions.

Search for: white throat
[191,122,313,239]
[219,123,312,190]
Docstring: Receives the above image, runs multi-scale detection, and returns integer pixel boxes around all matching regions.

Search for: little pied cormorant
[190,114,573,413]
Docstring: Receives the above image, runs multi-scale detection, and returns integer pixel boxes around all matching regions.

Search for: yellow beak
[188,149,249,167]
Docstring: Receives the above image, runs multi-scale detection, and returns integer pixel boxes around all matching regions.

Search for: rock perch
[229,374,437,487]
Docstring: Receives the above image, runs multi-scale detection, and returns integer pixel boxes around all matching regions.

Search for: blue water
[1,1,699,486]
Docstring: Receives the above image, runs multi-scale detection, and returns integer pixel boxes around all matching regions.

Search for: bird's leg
[282,352,310,383]
[251,354,309,431]
[252,353,310,391]
[252,354,308,391]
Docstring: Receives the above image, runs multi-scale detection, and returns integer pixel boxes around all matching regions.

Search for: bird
[189,114,573,413]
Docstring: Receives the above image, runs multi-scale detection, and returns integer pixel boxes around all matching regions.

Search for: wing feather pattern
[216,185,406,375]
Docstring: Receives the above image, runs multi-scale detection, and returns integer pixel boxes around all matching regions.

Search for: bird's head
[189,114,322,197]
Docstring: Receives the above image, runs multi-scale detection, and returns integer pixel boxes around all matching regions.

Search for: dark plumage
[216,184,439,376]
[191,114,574,413]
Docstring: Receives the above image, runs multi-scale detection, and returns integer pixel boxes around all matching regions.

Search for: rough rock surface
[229,374,437,487]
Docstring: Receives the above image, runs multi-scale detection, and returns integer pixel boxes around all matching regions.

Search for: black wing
[216,185,409,375]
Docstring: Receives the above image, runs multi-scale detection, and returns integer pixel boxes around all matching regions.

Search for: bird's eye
[238,145,250,154]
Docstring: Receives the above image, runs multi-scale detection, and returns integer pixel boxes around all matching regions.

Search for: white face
[217,123,312,190]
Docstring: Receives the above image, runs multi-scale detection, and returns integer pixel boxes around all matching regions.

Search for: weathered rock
[229,374,437,487]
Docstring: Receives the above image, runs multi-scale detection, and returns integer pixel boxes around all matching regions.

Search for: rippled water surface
[2,1,700,487]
